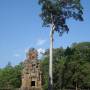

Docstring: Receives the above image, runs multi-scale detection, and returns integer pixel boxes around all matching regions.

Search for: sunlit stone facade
[21,48,42,90]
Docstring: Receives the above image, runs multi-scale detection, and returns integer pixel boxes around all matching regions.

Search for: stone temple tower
[21,48,42,90]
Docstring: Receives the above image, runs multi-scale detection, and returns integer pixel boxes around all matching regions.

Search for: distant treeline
[0,42,90,90]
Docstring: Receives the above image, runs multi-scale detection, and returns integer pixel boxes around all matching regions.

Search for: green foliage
[38,0,83,35]
[41,56,49,90]
[41,42,90,90]
[0,42,90,89]
[72,42,90,49]
[0,63,23,89]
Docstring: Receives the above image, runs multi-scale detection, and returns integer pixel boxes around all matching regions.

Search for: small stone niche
[31,81,35,86]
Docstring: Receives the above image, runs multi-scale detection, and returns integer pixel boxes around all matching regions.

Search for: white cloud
[37,48,45,59]
[37,48,45,54]
[14,54,20,57]
[36,39,46,46]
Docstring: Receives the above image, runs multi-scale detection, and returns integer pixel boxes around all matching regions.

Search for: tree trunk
[49,24,54,90]
[76,82,78,90]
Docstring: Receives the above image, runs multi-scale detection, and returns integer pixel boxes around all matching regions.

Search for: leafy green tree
[38,0,83,89]
[41,42,90,90]
[41,56,49,90]
[0,42,90,90]
[72,42,90,49]
[61,45,90,90]
[0,62,23,89]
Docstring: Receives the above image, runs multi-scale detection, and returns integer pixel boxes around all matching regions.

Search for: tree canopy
[38,0,83,35]
[0,63,23,89]
[41,42,90,90]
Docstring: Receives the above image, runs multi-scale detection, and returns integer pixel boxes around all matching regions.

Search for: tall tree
[38,0,83,90]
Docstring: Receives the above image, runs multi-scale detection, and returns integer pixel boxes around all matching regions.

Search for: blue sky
[0,0,90,68]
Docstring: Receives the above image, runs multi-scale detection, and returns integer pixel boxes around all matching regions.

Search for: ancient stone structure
[21,48,42,90]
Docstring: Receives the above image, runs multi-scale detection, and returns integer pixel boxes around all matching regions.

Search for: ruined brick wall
[21,48,42,90]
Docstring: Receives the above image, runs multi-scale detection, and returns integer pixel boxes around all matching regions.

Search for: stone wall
[21,48,42,90]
